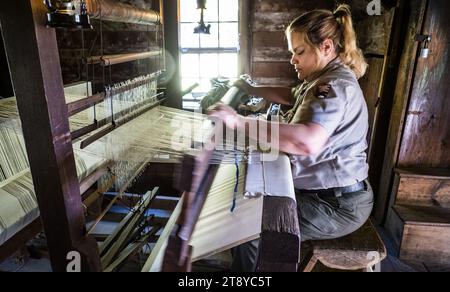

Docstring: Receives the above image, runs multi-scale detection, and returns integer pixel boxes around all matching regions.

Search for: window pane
[218,54,238,78]
[180,0,198,23]
[219,0,238,21]
[219,23,238,48]
[198,78,214,93]
[180,23,200,48]
[203,0,219,22]
[181,54,199,78]
[199,54,218,78]
[180,0,239,109]
[200,23,219,48]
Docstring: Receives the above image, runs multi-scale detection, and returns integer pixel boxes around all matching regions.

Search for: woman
[209,4,374,272]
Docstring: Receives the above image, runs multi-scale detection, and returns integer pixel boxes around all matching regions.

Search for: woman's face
[288,32,324,81]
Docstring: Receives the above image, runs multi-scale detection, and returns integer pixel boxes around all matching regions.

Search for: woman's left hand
[208,103,241,129]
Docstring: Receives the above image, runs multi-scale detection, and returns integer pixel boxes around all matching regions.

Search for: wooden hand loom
[150,86,302,272]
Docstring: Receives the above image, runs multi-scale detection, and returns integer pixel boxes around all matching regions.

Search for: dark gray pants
[231,180,374,272]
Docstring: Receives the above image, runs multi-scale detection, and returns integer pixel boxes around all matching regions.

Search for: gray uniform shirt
[285,58,369,190]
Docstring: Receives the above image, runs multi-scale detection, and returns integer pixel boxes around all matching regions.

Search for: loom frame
[0,0,167,271]
[0,0,102,272]
[0,0,301,272]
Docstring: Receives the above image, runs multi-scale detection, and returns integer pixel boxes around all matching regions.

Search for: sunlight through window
[179,0,239,110]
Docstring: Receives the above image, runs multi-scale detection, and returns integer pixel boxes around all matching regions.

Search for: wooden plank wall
[247,0,394,119]
[248,0,333,87]
[57,0,163,92]
[357,6,394,152]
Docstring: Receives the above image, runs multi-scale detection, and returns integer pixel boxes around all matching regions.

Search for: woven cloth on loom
[190,163,264,262]
[0,96,107,246]
[187,154,296,265]
[143,163,264,272]
[244,152,296,199]
[142,153,297,271]
[0,78,162,245]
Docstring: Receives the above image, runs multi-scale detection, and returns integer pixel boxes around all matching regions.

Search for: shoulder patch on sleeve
[315,83,332,99]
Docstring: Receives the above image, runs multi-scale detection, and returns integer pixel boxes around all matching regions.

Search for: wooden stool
[299,220,387,272]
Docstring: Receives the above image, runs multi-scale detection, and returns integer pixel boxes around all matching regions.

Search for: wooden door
[398,0,450,168]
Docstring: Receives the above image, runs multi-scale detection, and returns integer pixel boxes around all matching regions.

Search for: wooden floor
[0,225,447,272]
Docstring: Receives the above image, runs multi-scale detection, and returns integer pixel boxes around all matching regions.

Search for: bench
[299,220,386,272]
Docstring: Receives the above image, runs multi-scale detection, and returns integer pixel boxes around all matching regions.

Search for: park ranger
[209,4,374,271]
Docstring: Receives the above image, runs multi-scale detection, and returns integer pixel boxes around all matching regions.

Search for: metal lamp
[194,0,211,34]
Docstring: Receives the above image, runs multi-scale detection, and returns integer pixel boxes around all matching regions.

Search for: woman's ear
[321,39,335,57]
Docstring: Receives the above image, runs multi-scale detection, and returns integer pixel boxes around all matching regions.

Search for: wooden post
[160,0,182,109]
[0,0,101,272]
[238,0,252,76]
[0,33,13,98]
[256,197,301,272]
[373,0,428,223]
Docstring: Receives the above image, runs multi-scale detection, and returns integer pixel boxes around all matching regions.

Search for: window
[179,0,239,110]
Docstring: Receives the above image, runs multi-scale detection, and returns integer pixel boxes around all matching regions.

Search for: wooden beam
[0,0,100,271]
[373,0,428,223]
[103,229,158,272]
[100,189,158,269]
[238,0,252,75]
[67,93,105,117]
[160,0,182,109]
[79,97,165,149]
[88,159,151,235]
[142,196,183,272]
[71,123,99,141]
[368,4,406,221]
[86,0,161,25]
[86,51,162,66]
[79,162,112,195]
[162,148,221,272]
[0,33,13,98]
[257,197,301,272]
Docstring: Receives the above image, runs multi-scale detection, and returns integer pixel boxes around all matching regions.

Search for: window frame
[179,0,240,109]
